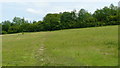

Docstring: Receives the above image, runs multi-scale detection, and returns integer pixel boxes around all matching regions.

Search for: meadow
[2,25,118,66]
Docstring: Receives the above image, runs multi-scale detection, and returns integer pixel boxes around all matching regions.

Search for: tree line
[1,4,120,34]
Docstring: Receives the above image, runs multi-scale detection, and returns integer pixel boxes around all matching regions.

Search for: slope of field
[2,25,118,66]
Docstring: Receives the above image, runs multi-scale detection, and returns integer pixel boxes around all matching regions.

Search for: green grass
[2,25,118,66]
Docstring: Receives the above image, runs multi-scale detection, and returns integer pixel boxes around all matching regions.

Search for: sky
[0,0,119,22]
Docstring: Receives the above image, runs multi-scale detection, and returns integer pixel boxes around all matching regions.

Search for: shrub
[2,31,7,34]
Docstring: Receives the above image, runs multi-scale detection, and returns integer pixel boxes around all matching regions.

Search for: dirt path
[34,33,48,65]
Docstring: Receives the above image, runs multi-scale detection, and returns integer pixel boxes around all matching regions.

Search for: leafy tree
[43,13,62,30]
[8,25,20,33]
[2,20,11,32]
[60,11,77,29]
[77,9,94,27]
[13,17,23,25]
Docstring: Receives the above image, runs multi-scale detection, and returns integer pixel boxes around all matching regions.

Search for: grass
[2,25,118,66]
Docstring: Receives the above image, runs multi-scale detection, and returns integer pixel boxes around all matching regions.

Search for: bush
[2,31,7,34]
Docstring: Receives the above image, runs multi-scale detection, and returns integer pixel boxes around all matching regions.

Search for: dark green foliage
[2,20,11,32]
[93,4,118,25]
[43,13,62,31]
[2,31,7,34]
[1,4,119,34]
[60,10,77,29]
[8,25,20,33]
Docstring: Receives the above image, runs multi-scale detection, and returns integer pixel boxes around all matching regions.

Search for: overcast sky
[0,0,119,22]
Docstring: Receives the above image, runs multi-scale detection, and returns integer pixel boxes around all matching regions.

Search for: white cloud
[24,18,31,21]
[18,2,50,8]
[31,2,50,7]
[0,0,119,2]
[26,8,42,14]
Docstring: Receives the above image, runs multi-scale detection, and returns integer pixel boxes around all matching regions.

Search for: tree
[77,9,93,27]
[20,23,30,32]
[13,17,23,25]
[60,11,77,29]
[43,13,62,30]
[93,4,118,25]
[2,20,11,32]
[8,25,20,33]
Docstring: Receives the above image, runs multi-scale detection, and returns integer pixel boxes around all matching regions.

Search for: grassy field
[2,25,118,66]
